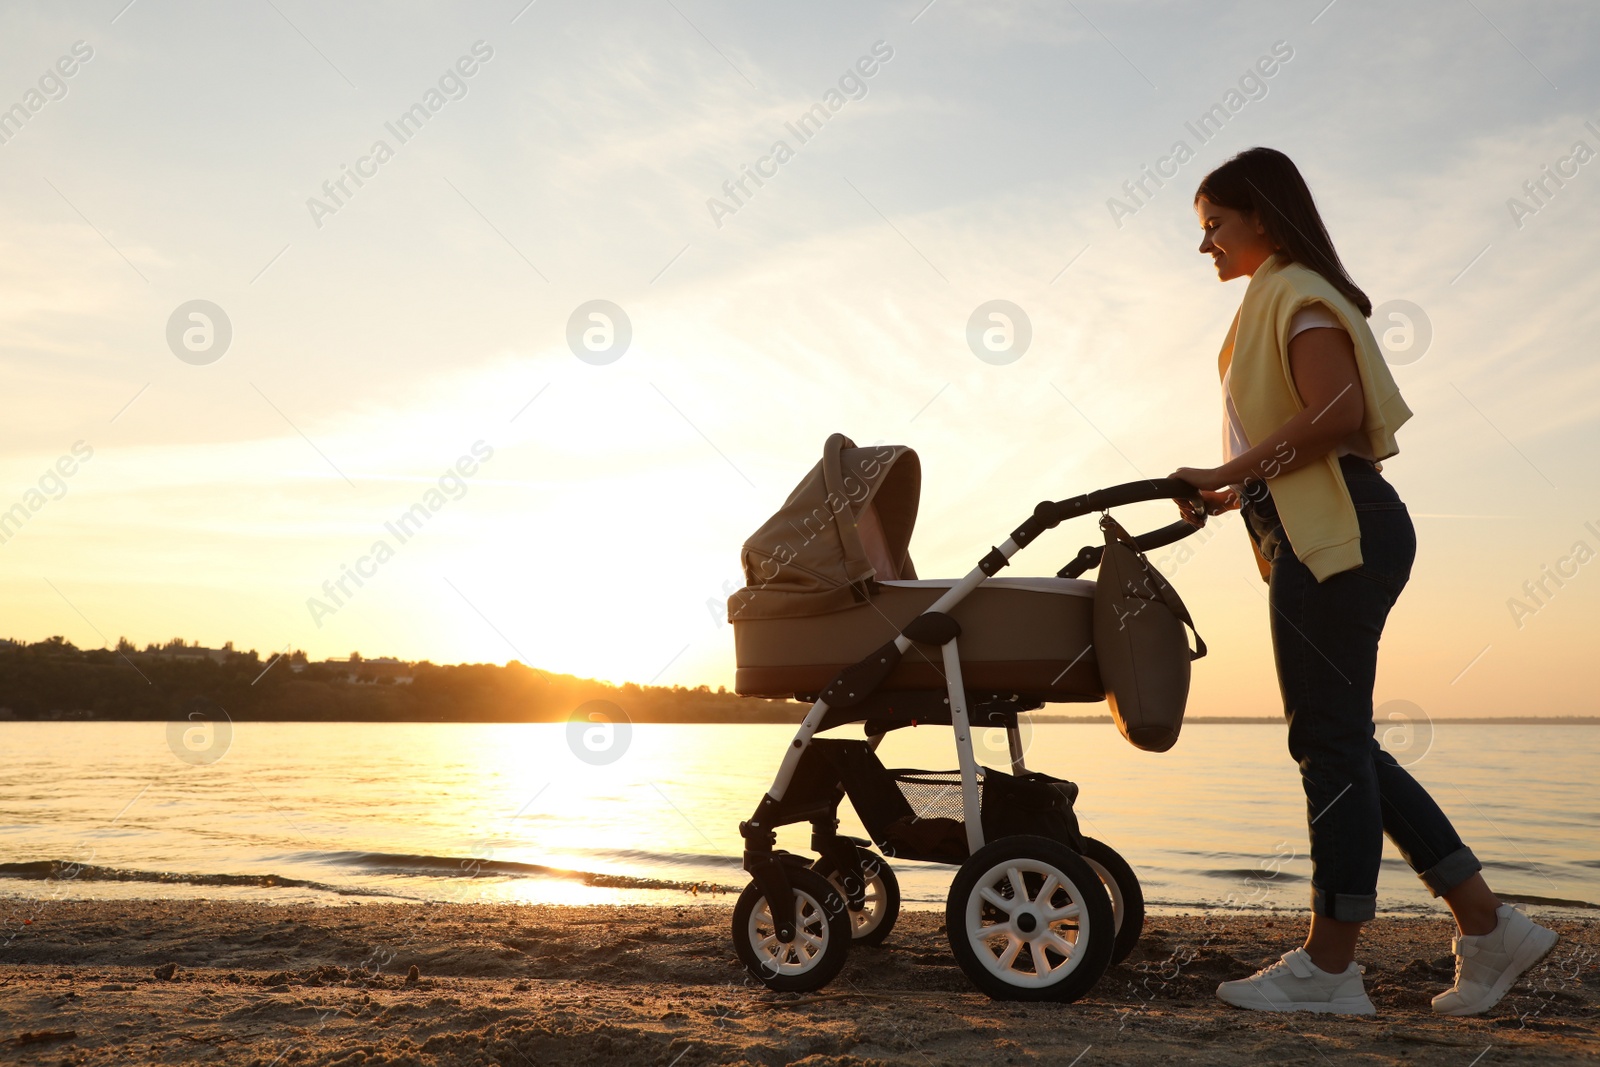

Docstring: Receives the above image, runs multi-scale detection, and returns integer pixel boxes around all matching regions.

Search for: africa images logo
[705,41,894,228]
[306,441,494,627]
[1105,40,1294,229]
[305,41,495,229]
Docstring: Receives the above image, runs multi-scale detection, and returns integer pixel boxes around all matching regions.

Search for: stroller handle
[1000,477,1208,580]
[1056,517,1202,579]
[1046,476,1205,519]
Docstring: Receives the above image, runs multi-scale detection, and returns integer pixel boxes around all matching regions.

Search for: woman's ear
[1249,212,1282,250]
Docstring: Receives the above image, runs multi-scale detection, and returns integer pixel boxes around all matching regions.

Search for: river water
[2,721,1594,917]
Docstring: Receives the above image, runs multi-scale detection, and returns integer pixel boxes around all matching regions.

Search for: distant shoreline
[4,644,1593,726]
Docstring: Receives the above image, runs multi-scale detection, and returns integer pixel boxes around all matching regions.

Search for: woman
[1168,147,1558,1016]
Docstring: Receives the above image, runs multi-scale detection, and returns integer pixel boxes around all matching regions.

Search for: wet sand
[1,900,1595,1065]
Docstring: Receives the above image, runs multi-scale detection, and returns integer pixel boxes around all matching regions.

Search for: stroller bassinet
[734,576,1102,701]
[729,434,1105,703]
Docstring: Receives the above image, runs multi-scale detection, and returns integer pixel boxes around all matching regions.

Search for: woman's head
[1193,147,1372,317]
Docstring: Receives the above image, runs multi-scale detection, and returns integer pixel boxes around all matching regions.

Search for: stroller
[726,434,1209,1002]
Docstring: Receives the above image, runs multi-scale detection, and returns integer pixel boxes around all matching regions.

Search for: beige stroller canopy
[730,433,921,622]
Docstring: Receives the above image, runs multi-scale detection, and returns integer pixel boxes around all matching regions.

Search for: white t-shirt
[1222,303,1375,498]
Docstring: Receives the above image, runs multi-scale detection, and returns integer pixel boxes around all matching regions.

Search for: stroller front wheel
[811,847,901,946]
[732,867,852,992]
[946,834,1116,1002]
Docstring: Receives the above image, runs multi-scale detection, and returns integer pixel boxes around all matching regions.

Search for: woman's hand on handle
[1168,466,1241,525]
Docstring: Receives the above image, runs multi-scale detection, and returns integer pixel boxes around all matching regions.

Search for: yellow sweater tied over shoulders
[1220,253,1414,584]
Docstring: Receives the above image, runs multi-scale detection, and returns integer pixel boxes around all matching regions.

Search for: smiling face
[1196,197,1279,281]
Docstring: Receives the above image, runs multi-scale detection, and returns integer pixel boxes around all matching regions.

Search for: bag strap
[1101,514,1208,660]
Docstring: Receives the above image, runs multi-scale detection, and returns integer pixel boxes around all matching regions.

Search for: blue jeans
[1242,455,1481,922]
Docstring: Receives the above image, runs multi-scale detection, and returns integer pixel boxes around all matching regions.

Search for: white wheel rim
[825,868,887,938]
[964,858,1092,988]
[746,888,834,976]
[1084,855,1125,935]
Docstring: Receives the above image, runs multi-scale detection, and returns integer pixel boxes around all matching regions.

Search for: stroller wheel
[946,834,1115,1002]
[811,848,901,946]
[732,867,851,992]
[1080,837,1145,966]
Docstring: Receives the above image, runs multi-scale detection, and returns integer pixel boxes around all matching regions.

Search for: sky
[1,0,1596,720]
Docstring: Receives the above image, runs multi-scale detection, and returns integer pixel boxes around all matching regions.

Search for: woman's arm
[1221,325,1366,486]
[1170,324,1366,511]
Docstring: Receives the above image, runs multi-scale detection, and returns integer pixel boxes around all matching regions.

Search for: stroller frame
[735,476,1207,993]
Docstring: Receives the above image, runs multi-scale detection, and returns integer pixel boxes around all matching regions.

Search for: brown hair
[1194,147,1372,317]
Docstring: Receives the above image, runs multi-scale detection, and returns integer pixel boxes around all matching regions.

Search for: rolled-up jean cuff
[1419,846,1483,898]
[1313,886,1377,923]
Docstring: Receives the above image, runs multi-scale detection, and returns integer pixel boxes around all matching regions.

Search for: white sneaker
[1432,903,1559,1016]
[1216,946,1377,1015]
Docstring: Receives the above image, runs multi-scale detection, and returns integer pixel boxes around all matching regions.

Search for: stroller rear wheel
[1081,837,1145,966]
[811,847,900,946]
[732,867,852,992]
[946,834,1115,1002]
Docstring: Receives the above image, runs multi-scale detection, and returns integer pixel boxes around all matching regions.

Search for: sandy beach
[1,900,1594,1066]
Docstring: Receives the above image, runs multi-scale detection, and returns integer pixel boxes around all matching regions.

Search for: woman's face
[1196,196,1277,281]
